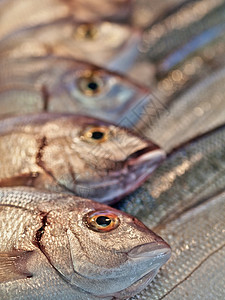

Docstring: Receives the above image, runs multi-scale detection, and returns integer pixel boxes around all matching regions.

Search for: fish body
[0,187,171,299]
[0,17,141,72]
[0,56,149,124]
[142,65,225,151]
[0,113,165,204]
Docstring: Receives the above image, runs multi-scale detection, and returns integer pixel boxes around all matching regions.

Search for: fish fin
[0,173,40,187]
[0,251,33,282]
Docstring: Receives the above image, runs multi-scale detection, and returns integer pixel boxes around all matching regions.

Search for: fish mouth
[98,242,171,299]
[127,241,171,261]
[74,145,165,204]
[126,145,166,168]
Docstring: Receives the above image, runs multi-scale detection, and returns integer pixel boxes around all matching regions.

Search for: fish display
[1,0,225,299]
[0,187,171,300]
[0,18,141,71]
[0,113,165,204]
[0,56,149,124]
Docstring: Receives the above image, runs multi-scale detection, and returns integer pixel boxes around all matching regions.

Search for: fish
[0,113,165,204]
[139,65,225,152]
[142,0,225,63]
[0,17,141,72]
[0,187,171,300]
[0,56,150,124]
[0,0,132,39]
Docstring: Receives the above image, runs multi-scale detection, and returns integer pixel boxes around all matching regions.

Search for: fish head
[41,114,165,203]
[1,18,141,71]
[39,197,171,298]
[0,57,148,122]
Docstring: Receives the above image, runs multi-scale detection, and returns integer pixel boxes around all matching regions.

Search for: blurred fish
[0,0,132,39]
[0,113,165,204]
[0,187,171,300]
[0,56,149,124]
[0,17,141,72]
[154,23,225,97]
[141,66,225,151]
[142,0,225,63]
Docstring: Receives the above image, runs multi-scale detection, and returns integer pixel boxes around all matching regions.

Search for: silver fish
[142,0,225,63]
[0,56,149,124]
[141,65,225,152]
[0,113,165,204]
[0,17,141,72]
[0,187,171,300]
[0,0,132,39]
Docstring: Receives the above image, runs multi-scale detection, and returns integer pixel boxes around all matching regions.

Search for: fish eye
[83,210,120,232]
[81,126,109,143]
[74,24,98,40]
[77,71,104,96]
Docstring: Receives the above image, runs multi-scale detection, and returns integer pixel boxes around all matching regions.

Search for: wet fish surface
[0,113,165,204]
[0,187,171,300]
[141,65,225,152]
[0,56,149,124]
[0,17,141,72]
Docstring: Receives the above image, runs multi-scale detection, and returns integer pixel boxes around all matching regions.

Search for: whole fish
[0,17,141,72]
[0,187,171,300]
[0,0,132,39]
[0,113,165,204]
[0,56,149,124]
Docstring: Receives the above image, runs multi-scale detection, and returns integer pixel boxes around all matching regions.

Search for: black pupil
[87,81,98,91]
[96,216,111,227]
[91,131,104,140]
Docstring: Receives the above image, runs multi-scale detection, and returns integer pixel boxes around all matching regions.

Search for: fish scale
[130,192,225,299]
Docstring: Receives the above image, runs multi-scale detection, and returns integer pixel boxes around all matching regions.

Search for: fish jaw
[98,241,171,299]
[74,146,166,204]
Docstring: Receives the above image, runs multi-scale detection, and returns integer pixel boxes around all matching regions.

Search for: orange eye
[84,210,120,232]
[81,126,109,143]
[74,24,98,40]
[77,71,104,96]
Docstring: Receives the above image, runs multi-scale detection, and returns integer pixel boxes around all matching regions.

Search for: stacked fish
[0,0,225,299]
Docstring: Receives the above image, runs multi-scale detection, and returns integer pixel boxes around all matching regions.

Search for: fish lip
[126,146,166,167]
[128,242,171,261]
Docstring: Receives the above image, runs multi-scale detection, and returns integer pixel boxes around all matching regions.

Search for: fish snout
[128,241,171,263]
[126,145,166,168]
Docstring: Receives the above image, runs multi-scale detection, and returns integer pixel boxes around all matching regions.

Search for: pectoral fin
[0,251,33,282]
